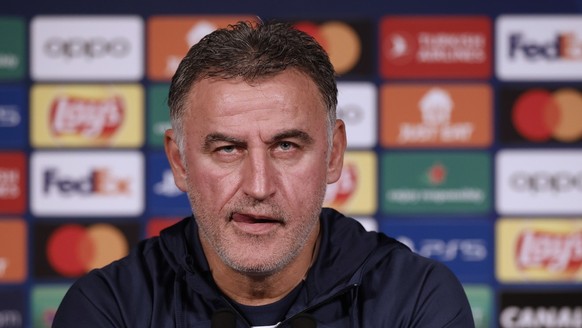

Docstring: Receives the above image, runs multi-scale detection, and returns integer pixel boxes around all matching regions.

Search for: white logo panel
[496,15,582,81]
[337,82,377,148]
[31,16,144,81]
[31,151,144,216]
[496,150,582,215]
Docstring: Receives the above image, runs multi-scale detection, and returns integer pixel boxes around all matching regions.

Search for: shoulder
[359,237,474,326]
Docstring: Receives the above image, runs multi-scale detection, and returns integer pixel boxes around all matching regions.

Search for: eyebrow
[202,129,314,151]
[269,129,314,145]
[202,133,245,152]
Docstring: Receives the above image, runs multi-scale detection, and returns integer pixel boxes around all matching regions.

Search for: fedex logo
[509,33,582,60]
[43,168,129,195]
[31,151,144,216]
[496,15,582,80]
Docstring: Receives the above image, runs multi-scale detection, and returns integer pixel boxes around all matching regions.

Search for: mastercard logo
[46,224,128,277]
[512,88,582,142]
[294,21,361,74]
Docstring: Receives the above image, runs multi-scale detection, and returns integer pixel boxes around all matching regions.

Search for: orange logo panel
[380,84,492,148]
[0,219,27,282]
[147,16,257,81]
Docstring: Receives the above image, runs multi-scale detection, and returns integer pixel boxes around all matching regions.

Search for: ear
[326,119,347,184]
[164,129,188,192]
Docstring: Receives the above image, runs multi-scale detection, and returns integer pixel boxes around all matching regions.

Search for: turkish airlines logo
[50,95,124,139]
[384,31,415,64]
[510,88,582,143]
[496,15,582,80]
[31,151,144,216]
[380,16,491,78]
[380,84,492,148]
[496,150,582,215]
[0,152,26,214]
[0,168,20,200]
[31,16,143,80]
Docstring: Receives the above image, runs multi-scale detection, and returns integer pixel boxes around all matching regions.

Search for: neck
[203,225,320,306]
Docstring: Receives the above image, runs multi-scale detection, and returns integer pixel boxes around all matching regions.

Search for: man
[54,21,475,327]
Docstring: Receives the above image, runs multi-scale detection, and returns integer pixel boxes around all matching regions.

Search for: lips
[230,213,282,234]
[231,213,279,224]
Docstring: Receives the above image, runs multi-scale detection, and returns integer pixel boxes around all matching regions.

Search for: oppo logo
[44,37,131,59]
[337,104,364,124]
[510,171,582,192]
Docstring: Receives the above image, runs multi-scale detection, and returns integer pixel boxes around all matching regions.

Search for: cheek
[279,161,328,197]
[187,163,241,204]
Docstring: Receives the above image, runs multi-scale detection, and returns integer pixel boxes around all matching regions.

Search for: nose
[241,150,276,201]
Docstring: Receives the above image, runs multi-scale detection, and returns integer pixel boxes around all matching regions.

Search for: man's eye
[278,142,295,151]
[218,146,236,153]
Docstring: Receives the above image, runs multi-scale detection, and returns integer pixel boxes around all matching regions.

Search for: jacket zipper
[276,283,360,327]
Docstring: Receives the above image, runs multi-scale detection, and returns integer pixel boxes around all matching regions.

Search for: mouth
[230,213,282,234]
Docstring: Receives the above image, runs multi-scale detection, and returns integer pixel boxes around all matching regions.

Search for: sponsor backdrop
[1,0,582,327]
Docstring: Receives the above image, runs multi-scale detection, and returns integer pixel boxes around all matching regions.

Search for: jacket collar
[158,208,387,304]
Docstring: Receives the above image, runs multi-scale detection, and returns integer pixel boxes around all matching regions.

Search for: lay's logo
[50,95,124,139]
[516,230,582,273]
[497,218,582,282]
[31,84,143,148]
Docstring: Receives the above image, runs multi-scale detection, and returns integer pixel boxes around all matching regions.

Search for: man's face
[165,69,346,275]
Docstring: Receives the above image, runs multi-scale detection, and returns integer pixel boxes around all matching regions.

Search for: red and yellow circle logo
[46,224,128,277]
[512,88,582,142]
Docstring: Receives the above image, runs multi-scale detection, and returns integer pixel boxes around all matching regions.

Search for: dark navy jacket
[53,208,475,327]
